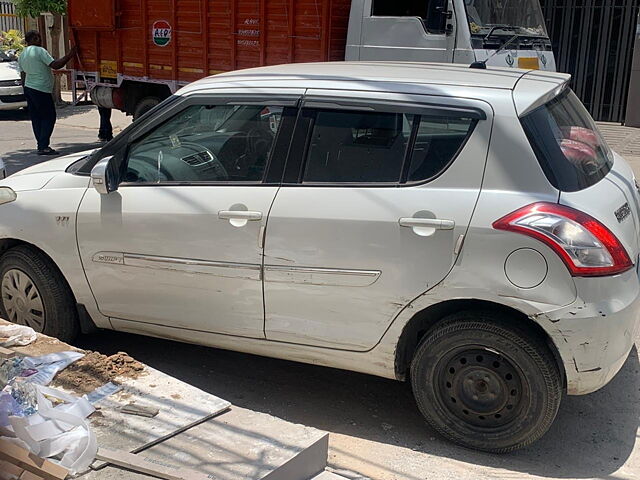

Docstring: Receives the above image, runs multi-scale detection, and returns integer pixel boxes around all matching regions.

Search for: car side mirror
[91,156,119,195]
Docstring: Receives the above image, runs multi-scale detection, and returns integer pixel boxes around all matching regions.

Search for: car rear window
[520,89,613,192]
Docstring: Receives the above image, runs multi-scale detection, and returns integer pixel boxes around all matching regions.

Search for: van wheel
[133,96,161,121]
[410,311,561,453]
[0,246,78,342]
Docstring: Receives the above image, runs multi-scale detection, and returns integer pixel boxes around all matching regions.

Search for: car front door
[263,90,493,350]
[77,92,300,337]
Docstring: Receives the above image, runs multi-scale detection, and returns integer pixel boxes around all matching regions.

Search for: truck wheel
[0,245,78,342]
[410,311,561,453]
[133,96,162,121]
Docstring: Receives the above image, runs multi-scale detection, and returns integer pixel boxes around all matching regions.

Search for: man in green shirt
[18,30,77,155]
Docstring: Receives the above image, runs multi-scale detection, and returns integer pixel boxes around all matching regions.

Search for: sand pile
[52,351,145,394]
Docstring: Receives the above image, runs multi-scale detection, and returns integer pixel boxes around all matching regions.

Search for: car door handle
[399,218,455,230]
[218,210,263,221]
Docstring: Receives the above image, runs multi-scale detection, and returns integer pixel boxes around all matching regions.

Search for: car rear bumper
[538,267,640,395]
[0,100,27,110]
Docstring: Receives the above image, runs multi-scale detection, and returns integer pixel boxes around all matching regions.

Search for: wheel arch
[0,238,98,333]
[120,80,172,117]
[0,238,26,257]
[394,298,567,388]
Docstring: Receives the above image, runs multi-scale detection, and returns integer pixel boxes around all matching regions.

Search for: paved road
[0,103,130,175]
[74,330,639,480]
[0,105,638,480]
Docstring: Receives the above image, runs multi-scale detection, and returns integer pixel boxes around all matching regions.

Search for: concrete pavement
[0,103,638,480]
[599,122,640,170]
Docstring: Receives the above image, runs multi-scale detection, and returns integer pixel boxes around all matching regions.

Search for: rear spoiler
[513,71,572,118]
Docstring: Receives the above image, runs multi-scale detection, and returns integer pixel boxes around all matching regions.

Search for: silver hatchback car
[0,63,638,452]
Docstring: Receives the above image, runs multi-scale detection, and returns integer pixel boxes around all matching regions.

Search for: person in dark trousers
[98,107,113,142]
[18,30,77,155]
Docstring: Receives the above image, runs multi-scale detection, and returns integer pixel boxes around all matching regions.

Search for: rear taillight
[493,202,633,277]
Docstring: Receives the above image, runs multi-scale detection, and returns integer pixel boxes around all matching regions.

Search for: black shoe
[98,136,113,143]
[37,147,59,156]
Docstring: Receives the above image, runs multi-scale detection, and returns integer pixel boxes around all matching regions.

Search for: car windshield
[464,0,548,37]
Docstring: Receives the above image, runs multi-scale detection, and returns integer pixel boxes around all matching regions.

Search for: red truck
[68,0,555,118]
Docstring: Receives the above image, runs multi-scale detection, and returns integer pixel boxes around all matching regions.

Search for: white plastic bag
[22,351,85,386]
[0,324,37,347]
[8,384,97,474]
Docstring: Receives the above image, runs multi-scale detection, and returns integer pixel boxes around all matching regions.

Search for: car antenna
[470,34,520,69]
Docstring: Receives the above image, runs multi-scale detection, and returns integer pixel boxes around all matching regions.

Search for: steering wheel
[219,127,274,178]
[246,127,274,156]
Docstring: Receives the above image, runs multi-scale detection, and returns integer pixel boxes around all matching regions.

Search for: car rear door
[263,90,493,350]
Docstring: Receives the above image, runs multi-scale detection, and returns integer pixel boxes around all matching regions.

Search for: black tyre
[410,311,561,453]
[0,245,78,342]
[133,96,161,121]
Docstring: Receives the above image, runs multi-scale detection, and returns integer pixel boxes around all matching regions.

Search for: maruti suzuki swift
[0,62,638,452]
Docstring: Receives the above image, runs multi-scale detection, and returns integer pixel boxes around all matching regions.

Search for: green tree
[12,0,68,103]
[0,30,25,53]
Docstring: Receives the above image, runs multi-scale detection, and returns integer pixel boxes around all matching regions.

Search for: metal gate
[0,1,24,33]
[540,0,640,122]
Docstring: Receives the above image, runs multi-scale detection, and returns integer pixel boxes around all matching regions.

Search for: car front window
[124,104,284,184]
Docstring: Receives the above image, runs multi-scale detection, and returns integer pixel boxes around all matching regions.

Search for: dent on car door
[263,92,493,351]
[76,95,300,337]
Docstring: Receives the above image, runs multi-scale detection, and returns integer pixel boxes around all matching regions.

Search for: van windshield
[464,0,548,37]
[520,89,613,192]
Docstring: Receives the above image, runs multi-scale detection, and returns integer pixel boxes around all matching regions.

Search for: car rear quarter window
[407,116,475,183]
[301,109,476,185]
[520,89,613,192]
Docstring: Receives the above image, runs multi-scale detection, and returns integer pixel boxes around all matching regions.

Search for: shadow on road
[75,331,640,479]
[0,108,30,122]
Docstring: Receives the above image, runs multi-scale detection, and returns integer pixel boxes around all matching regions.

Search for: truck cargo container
[68,0,556,118]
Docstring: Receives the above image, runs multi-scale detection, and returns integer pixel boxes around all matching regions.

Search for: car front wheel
[410,311,562,453]
[0,245,78,342]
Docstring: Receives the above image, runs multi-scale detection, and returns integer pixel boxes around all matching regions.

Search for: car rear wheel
[410,311,562,453]
[0,245,78,342]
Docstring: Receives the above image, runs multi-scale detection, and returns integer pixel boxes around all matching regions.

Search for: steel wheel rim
[1,269,45,331]
[436,346,526,429]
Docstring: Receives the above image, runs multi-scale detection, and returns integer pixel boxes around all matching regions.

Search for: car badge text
[615,203,631,223]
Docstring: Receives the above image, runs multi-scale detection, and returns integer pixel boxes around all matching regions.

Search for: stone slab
[86,366,230,469]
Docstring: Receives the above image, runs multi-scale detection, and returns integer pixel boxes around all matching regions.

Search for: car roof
[183,61,570,92]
